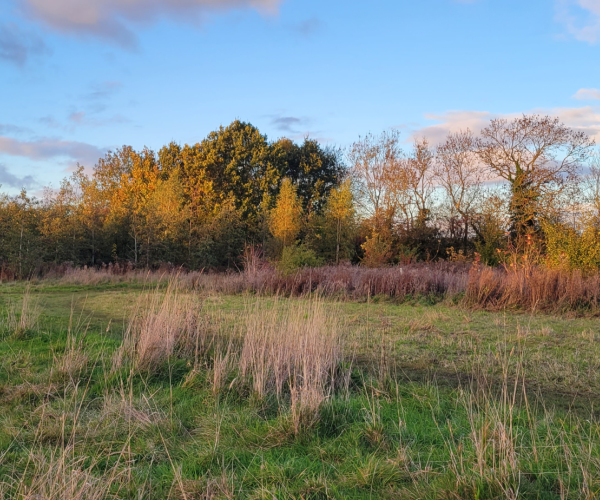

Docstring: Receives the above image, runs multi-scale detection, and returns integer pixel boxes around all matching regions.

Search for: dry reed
[28,260,600,314]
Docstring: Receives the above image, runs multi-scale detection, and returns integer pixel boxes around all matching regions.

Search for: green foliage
[277,243,323,274]
[273,137,345,213]
[543,218,600,272]
[0,190,44,279]
[193,199,247,268]
[191,120,281,222]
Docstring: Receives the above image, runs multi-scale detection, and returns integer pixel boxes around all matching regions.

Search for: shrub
[360,235,393,267]
[542,219,600,272]
[277,244,323,275]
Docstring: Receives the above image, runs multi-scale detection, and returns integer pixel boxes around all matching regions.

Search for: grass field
[1,277,600,499]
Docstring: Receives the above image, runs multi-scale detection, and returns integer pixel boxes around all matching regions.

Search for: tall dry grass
[0,446,123,500]
[438,347,600,500]
[39,261,600,314]
[119,284,349,434]
[239,299,347,433]
[117,279,203,371]
[464,265,600,313]
[1,285,41,337]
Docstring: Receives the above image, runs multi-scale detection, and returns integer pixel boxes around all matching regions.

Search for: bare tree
[434,130,485,249]
[476,114,595,236]
[582,155,600,220]
[407,138,436,227]
[347,130,406,233]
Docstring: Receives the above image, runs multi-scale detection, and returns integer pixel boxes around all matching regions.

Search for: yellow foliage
[269,178,303,247]
[543,217,600,272]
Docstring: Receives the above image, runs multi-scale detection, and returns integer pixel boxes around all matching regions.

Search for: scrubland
[1,269,600,499]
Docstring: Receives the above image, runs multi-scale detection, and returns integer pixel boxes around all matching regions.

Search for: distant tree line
[0,116,599,279]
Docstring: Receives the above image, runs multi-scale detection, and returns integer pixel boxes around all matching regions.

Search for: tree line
[1,115,599,279]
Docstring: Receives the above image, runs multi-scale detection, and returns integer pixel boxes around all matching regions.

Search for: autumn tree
[348,130,403,230]
[321,178,356,263]
[192,120,281,223]
[349,130,408,264]
[273,137,345,213]
[582,155,600,221]
[78,173,108,265]
[95,146,160,264]
[0,190,43,278]
[269,178,303,249]
[142,173,189,266]
[40,170,83,264]
[404,138,436,229]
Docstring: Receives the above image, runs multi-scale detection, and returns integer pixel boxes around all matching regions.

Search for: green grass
[1,280,600,499]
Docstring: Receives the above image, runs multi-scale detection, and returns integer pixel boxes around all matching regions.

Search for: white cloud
[0,136,106,167]
[556,0,600,44]
[545,105,600,140]
[573,88,600,100]
[410,110,499,144]
[17,0,282,47]
[410,106,600,144]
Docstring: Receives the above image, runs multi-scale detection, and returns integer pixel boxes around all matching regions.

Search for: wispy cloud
[410,110,497,144]
[68,110,130,128]
[573,88,600,100]
[0,22,49,66]
[0,163,36,189]
[271,115,308,133]
[39,115,63,130]
[84,80,123,100]
[16,0,282,47]
[68,111,86,124]
[556,0,600,44]
[0,136,106,167]
[293,17,320,36]
[410,106,600,144]
[0,123,31,136]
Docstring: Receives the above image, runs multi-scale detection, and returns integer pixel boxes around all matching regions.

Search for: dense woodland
[1,115,599,279]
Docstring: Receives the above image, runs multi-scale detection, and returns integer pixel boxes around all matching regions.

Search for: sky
[1,0,600,194]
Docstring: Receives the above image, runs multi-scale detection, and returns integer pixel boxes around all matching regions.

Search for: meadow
[1,269,600,499]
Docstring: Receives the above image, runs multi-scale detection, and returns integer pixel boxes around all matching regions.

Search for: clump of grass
[0,447,122,500]
[119,286,350,435]
[210,338,236,396]
[361,385,386,449]
[52,305,92,385]
[239,298,348,434]
[118,279,204,372]
[2,285,40,338]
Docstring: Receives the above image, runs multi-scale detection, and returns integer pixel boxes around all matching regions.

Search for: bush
[277,244,323,275]
[543,219,600,272]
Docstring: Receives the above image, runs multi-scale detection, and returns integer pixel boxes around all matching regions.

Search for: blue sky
[1,0,599,194]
